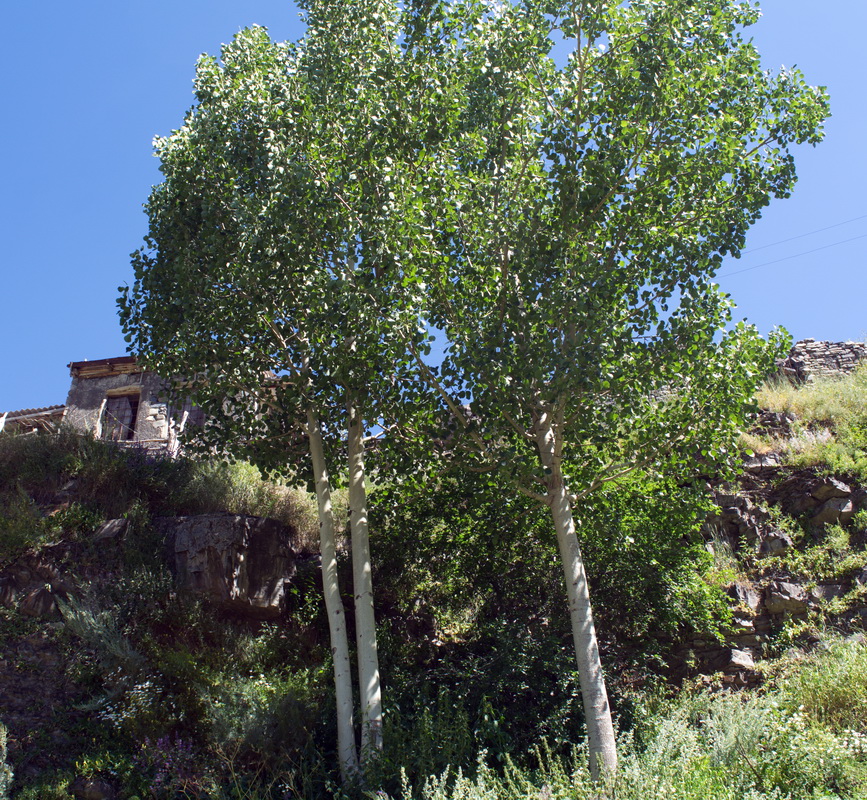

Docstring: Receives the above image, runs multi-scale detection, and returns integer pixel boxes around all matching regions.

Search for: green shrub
[404,677,867,799]
[367,470,729,768]
[756,366,867,480]
[0,488,50,560]
[779,639,867,735]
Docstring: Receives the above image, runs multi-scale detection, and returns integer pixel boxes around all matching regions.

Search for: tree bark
[534,411,617,783]
[347,400,384,760]
[306,408,359,782]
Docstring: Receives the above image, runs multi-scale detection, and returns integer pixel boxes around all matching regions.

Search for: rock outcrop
[1,513,301,621]
[159,513,299,619]
[687,463,867,687]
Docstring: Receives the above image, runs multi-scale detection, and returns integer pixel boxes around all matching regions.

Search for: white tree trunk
[535,412,617,783]
[347,401,383,760]
[306,408,359,781]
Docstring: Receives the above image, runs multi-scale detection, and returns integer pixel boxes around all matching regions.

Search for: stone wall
[777,338,867,384]
[65,370,168,443]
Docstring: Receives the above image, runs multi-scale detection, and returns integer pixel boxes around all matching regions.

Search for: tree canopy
[120,0,829,782]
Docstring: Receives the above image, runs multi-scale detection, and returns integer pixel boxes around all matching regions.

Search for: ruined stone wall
[776,338,867,384]
[64,371,169,442]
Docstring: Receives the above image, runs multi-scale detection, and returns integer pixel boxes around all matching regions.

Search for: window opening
[102,394,140,441]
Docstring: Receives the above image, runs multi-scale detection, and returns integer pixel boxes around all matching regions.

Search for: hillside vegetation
[744,368,867,480]
[1,368,867,799]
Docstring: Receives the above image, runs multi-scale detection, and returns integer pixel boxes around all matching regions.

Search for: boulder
[812,478,852,501]
[69,776,115,800]
[163,514,297,618]
[743,453,781,471]
[759,530,794,556]
[729,583,762,611]
[765,581,811,615]
[19,586,59,619]
[92,519,128,542]
[727,648,756,671]
[809,583,847,603]
[812,497,855,526]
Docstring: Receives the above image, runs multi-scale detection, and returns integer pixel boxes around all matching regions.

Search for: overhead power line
[719,232,867,279]
[741,212,867,255]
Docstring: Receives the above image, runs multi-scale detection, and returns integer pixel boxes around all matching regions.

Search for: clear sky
[1,1,865,413]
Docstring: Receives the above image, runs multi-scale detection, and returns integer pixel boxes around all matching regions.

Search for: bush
[404,654,867,799]
[368,471,728,765]
[754,366,867,479]
[778,638,867,735]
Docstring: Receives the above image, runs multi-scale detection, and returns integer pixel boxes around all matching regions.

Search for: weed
[754,366,867,480]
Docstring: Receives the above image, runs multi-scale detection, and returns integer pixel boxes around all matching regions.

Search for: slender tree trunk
[347,399,384,760]
[534,411,617,783]
[306,408,359,782]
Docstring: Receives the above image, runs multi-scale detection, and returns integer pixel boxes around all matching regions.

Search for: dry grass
[742,365,867,478]
[757,366,867,427]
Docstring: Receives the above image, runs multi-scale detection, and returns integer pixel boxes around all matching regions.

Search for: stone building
[62,356,203,451]
[1,356,196,450]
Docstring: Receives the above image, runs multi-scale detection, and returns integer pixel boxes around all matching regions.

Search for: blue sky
[1,0,865,413]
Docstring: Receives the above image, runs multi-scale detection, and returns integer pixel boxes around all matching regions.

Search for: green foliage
[402,644,867,800]
[56,569,328,790]
[203,668,325,763]
[756,366,867,480]
[777,638,867,736]
[0,488,51,561]
[14,775,74,800]
[369,471,729,754]
[0,723,12,800]
[115,0,830,779]
[763,523,867,583]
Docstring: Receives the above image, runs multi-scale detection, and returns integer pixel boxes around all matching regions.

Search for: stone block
[765,581,811,615]
[729,582,762,611]
[759,530,793,556]
[809,583,847,603]
[20,586,60,619]
[728,648,756,671]
[92,519,128,542]
[812,497,855,526]
[70,776,116,800]
[812,478,852,501]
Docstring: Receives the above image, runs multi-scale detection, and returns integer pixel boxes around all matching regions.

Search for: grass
[757,366,867,426]
[399,638,867,800]
[0,429,323,561]
[741,365,867,480]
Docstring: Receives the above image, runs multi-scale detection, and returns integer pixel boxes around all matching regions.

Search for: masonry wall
[65,371,170,443]
[777,339,867,384]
